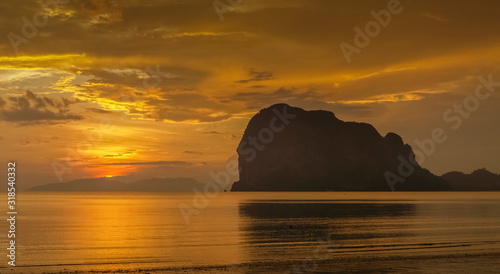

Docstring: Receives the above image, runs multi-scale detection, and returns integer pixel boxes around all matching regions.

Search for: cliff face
[231,104,450,191]
[442,169,500,191]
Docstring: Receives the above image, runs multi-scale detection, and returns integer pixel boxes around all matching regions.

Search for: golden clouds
[0,0,499,185]
[0,54,87,70]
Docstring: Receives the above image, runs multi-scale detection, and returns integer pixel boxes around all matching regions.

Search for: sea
[2,192,500,273]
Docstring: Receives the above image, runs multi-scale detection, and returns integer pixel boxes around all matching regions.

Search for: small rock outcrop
[442,169,500,191]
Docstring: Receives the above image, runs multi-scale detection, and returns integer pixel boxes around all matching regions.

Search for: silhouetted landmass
[27,178,129,192]
[27,177,204,192]
[231,104,450,191]
[442,169,500,191]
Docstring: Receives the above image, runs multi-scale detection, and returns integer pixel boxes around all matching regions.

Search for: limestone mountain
[231,104,450,191]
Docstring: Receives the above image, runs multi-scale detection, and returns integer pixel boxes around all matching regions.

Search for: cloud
[101,150,135,158]
[183,150,203,155]
[140,92,240,123]
[0,91,82,125]
[227,87,385,118]
[230,87,321,109]
[101,161,192,166]
[421,12,449,22]
[236,68,274,83]
[0,55,87,70]
[2,1,495,127]
[74,0,122,22]
[203,130,237,139]
[16,136,56,146]
[86,107,112,113]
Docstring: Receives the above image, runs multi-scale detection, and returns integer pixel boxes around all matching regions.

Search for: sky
[0,0,499,189]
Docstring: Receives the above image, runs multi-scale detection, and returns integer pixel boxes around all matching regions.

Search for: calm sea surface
[3,192,500,273]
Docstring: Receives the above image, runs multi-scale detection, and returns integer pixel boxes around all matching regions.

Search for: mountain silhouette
[26,177,129,192]
[27,177,205,192]
[442,169,500,191]
[231,104,450,191]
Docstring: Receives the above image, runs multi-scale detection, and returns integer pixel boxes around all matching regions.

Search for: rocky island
[231,104,450,191]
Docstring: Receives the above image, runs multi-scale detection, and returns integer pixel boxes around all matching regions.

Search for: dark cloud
[18,136,53,146]
[80,65,208,91]
[183,150,203,155]
[87,107,112,113]
[0,91,82,125]
[140,92,238,123]
[19,139,31,146]
[203,130,237,139]
[101,150,135,158]
[229,87,384,118]
[101,160,192,166]
[236,68,274,84]
[230,87,321,109]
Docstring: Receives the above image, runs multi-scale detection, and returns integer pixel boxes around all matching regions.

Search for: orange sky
[0,0,499,189]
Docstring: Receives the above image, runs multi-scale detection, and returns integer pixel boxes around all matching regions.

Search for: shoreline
[8,251,497,273]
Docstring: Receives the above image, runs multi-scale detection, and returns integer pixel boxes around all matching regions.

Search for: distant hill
[231,104,450,191]
[27,177,206,192]
[442,169,500,191]
[27,177,129,192]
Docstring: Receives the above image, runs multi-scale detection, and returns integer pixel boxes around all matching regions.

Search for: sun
[88,161,137,179]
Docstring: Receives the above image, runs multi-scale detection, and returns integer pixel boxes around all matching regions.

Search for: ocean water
[3,192,500,273]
